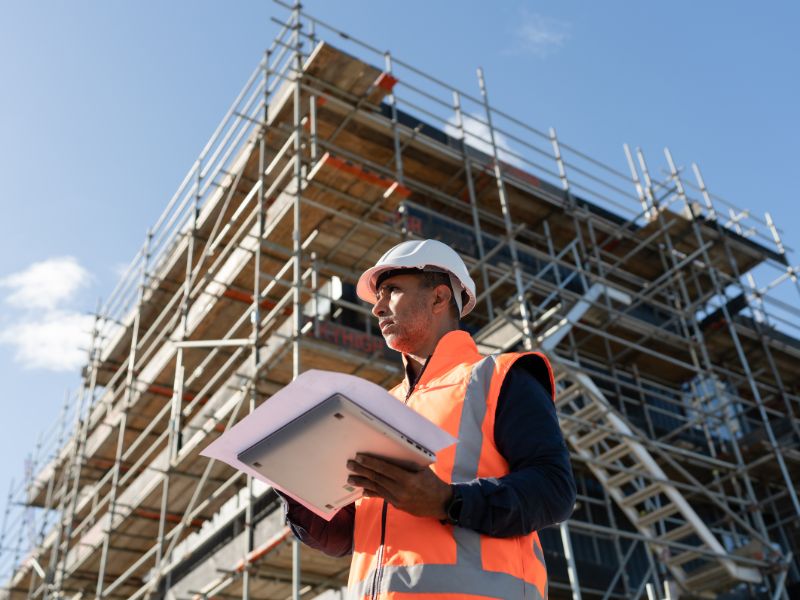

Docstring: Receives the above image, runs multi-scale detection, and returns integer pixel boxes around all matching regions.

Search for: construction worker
[280,239,576,599]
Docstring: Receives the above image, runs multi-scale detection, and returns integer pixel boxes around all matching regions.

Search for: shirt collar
[401,330,482,391]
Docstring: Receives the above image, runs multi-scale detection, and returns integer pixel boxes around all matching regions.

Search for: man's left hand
[346,454,453,519]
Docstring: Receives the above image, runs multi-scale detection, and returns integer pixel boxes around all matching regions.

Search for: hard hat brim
[356,264,415,305]
[356,264,477,318]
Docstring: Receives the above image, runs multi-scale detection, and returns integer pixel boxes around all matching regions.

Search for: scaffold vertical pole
[96,227,152,598]
[547,126,594,348]
[452,90,493,322]
[12,479,25,589]
[384,51,405,186]
[623,144,654,222]
[549,127,570,195]
[0,480,13,585]
[292,4,303,599]
[476,67,533,350]
[560,522,582,600]
[151,152,202,599]
[309,93,318,162]
[764,211,800,297]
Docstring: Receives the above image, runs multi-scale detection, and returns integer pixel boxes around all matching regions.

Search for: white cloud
[0,257,94,372]
[444,113,525,169]
[0,311,94,372]
[0,256,91,311]
[514,13,570,58]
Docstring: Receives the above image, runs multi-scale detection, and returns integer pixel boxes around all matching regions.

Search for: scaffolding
[2,3,800,598]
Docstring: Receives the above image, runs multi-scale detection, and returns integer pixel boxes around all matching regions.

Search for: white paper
[201,369,457,519]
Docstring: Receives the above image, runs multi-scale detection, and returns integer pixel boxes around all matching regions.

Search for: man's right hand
[346,453,453,520]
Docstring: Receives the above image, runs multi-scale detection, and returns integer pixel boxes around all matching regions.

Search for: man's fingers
[347,475,377,492]
[354,454,417,481]
[347,466,398,496]
[348,454,451,519]
[347,454,433,511]
[346,460,385,484]
[348,475,397,504]
[347,459,403,489]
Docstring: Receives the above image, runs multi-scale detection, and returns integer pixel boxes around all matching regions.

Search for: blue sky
[0,0,797,546]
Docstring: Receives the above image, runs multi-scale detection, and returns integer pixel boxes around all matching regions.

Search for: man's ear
[431,284,453,315]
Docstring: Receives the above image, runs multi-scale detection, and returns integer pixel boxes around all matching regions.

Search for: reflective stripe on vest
[351,563,545,600]
[348,354,549,599]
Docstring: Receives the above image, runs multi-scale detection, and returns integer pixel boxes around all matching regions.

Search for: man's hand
[346,454,453,519]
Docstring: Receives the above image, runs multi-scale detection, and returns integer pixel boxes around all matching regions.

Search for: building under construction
[3,4,800,599]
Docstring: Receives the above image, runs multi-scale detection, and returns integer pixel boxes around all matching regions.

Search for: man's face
[372,273,435,355]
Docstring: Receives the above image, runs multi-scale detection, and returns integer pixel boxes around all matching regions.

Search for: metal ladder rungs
[667,548,705,567]
[606,470,638,488]
[659,522,695,543]
[553,371,570,385]
[639,502,681,527]
[683,563,730,591]
[597,443,631,465]
[562,403,603,435]
[556,383,583,407]
[620,482,663,508]
[574,428,610,449]
[572,402,604,423]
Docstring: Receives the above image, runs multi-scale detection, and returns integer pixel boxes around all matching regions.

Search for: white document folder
[201,369,457,520]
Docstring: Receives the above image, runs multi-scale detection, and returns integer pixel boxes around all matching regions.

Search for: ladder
[552,360,762,594]
[474,283,764,595]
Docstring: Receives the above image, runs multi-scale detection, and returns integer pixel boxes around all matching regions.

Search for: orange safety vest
[348,330,555,600]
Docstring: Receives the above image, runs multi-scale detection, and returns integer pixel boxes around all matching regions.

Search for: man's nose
[372,296,386,317]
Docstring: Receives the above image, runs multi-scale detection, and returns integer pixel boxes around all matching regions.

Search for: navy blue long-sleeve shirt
[279,360,576,556]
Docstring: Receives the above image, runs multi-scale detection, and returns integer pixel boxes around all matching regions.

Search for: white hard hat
[356,239,477,317]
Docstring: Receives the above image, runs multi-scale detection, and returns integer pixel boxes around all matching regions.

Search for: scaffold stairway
[552,362,762,594]
[475,283,764,595]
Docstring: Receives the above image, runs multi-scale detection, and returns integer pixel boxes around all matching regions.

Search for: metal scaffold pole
[452,91,493,323]
[241,47,271,600]
[476,67,534,350]
[383,51,405,186]
[95,229,152,599]
[559,521,582,600]
[0,481,13,585]
[291,3,303,599]
[764,211,800,297]
[548,127,592,293]
[153,155,201,599]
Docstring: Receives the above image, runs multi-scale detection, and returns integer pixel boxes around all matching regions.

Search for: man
[280,239,576,599]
